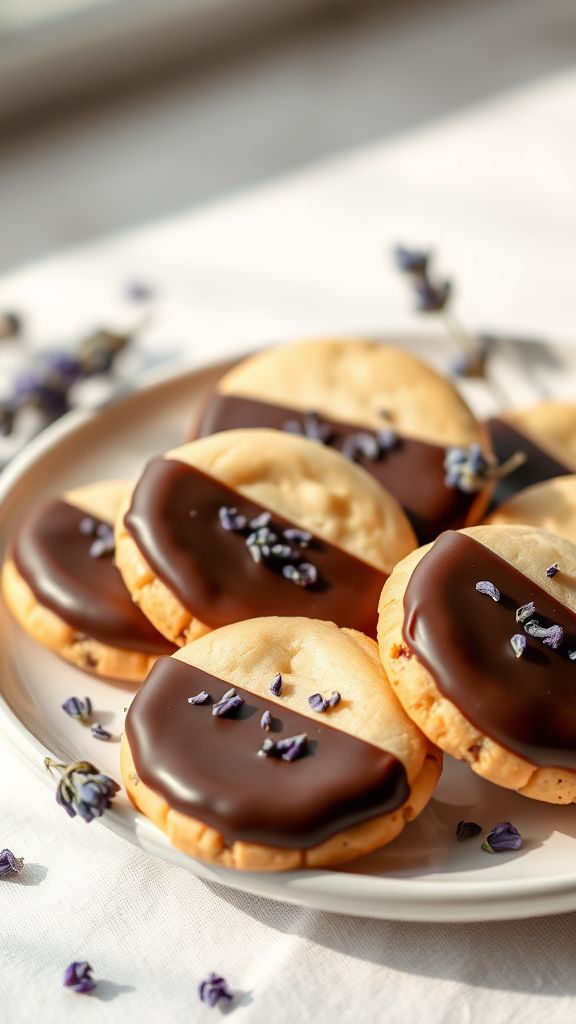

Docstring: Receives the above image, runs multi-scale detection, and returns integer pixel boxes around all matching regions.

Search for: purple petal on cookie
[63,961,96,994]
[260,710,272,730]
[78,516,97,536]
[282,562,318,588]
[482,821,522,853]
[62,696,92,723]
[475,580,501,602]
[218,506,247,532]
[0,849,24,877]
[188,690,211,705]
[510,634,527,659]
[283,527,312,548]
[198,972,233,1008]
[90,723,112,741]
[308,693,327,713]
[516,601,536,624]
[328,691,341,708]
[456,820,482,842]
[270,673,282,696]
[212,692,244,717]
[546,563,560,578]
[524,620,564,649]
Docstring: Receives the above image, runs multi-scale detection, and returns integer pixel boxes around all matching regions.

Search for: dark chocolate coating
[403,530,576,770]
[487,416,571,507]
[125,657,409,848]
[12,497,173,654]
[192,392,476,543]
[123,458,387,636]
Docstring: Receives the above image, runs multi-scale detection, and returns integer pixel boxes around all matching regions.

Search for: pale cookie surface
[115,428,417,644]
[122,616,441,871]
[215,337,484,445]
[505,402,576,470]
[379,524,576,804]
[2,480,172,681]
[486,475,576,540]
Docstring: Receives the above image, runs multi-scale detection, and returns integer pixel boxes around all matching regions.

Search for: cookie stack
[4,336,576,871]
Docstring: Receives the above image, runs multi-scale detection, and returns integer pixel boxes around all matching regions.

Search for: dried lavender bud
[198,972,233,1008]
[270,543,296,561]
[89,529,115,559]
[249,512,271,529]
[482,821,522,853]
[475,580,500,602]
[328,691,341,708]
[414,277,451,313]
[569,651,576,661]
[510,634,527,659]
[276,733,308,762]
[342,432,380,462]
[260,710,272,730]
[282,562,318,587]
[247,543,263,563]
[282,412,333,444]
[376,428,398,451]
[444,444,525,494]
[393,245,429,275]
[78,516,97,536]
[270,673,282,696]
[0,849,24,877]
[90,723,112,741]
[546,563,559,578]
[308,693,328,713]
[46,758,120,823]
[283,527,312,548]
[212,692,244,718]
[258,737,276,757]
[188,691,211,705]
[246,526,277,546]
[524,620,564,650]
[456,820,482,842]
[218,506,247,532]
[62,696,92,723]
[516,602,536,624]
[63,961,96,994]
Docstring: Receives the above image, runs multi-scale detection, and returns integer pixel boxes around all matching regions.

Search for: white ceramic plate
[2,354,576,924]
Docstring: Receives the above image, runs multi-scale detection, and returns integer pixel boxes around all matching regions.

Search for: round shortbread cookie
[115,428,417,645]
[378,524,576,804]
[2,480,173,681]
[190,338,492,543]
[486,475,576,540]
[122,616,441,871]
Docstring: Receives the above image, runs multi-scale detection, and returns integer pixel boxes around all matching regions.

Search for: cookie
[487,402,576,506]
[115,428,417,645]
[191,337,491,542]
[121,616,441,870]
[486,475,576,540]
[379,524,576,803]
[2,480,173,681]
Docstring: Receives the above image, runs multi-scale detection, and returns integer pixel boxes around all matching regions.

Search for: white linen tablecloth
[2,68,576,1023]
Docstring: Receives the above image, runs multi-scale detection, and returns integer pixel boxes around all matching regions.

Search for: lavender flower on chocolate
[198,972,233,1008]
[516,601,536,624]
[282,410,334,445]
[260,710,272,730]
[282,562,318,587]
[62,696,92,723]
[258,733,308,762]
[0,848,24,877]
[524,620,564,650]
[45,757,119,823]
[510,634,527,659]
[482,822,522,853]
[63,961,96,994]
[342,428,399,463]
[218,505,320,586]
[475,580,500,602]
[444,444,525,494]
[188,690,211,705]
[212,689,244,718]
[456,821,482,842]
[218,506,247,532]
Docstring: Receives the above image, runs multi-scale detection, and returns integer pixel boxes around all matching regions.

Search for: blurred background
[2,0,576,274]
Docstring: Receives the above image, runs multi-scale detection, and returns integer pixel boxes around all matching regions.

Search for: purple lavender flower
[218,506,247,532]
[516,602,536,624]
[198,972,233,1008]
[328,691,341,708]
[475,580,501,602]
[212,690,244,718]
[46,758,120,823]
[270,673,283,697]
[249,512,271,529]
[259,733,308,762]
[510,634,527,659]
[414,277,451,313]
[90,723,112,741]
[569,651,576,661]
[63,961,96,994]
[62,696,92,723]
[524,620,564,650]
[342,432,380,462]
[444,445,491,493]
[482,822,522,853]
[376,427,398,451]
[188,690,211,705]
[270,543,296,561]
[78,516,97,536]
[282,562,318,587]
[260,710,272,730]
[546,563,559,578]
[283,527,312,548]
[456,820,482,842]
[308,693,328,713]
[393,245,429,275]
[89,524,115,559]
[0,848,24,876]
[282,411,334,445]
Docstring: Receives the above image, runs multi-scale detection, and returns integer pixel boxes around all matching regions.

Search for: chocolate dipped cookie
[487,401,576,506]
[379,524,576,803]
[121,616,441,870]
[486,475,576,540]
[2,480,173,680]
[190,337,491,542]
[115,428,417,644]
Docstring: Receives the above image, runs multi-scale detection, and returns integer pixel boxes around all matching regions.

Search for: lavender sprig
[198,972,233,1008]
[524,620,564,650]
[444,444,525,494]
[45,758,119,823]
[62,696,92,723]
[63,961,96,994]
[0,848,24,877]
[475,580,500,602]
[482,822,523,853]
